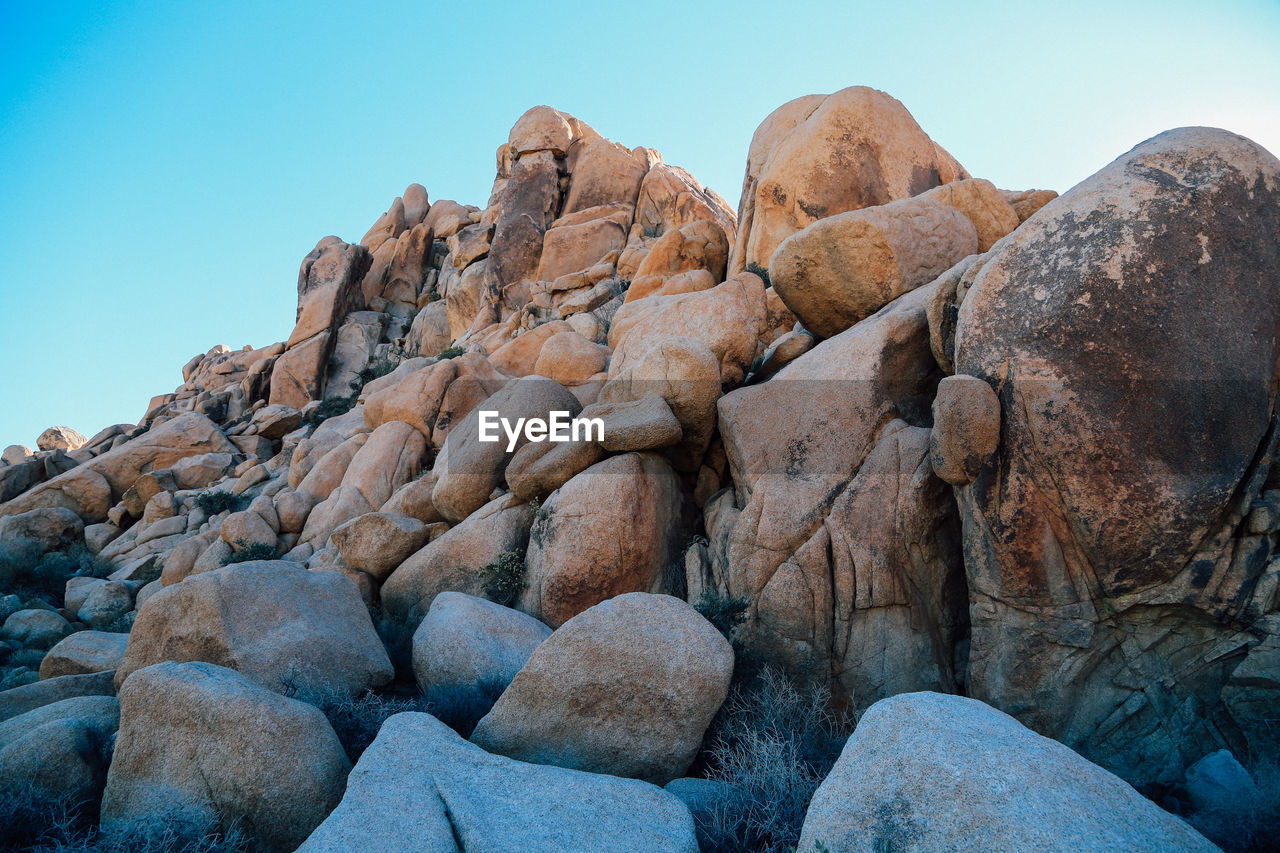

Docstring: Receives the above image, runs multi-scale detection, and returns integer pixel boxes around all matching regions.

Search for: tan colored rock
[39,631,128,679]
[102,661,350,852]
[489,320,574,378]
[507,105,577,158]
[407,301,451,358]
[580,397,682,452]
[446,223,493,270]
[505,437,605,502]
[36,426,87,452]
[379,472,444,524]
[520,454,688,627]
[929,374,1001,485]
[2,445,32,465]
[532,330,607,385]
[609,272,766,386]
[626,220,729,303]
[446,258,489,340]
[564,137,647,214]
[296,433,367,502]
[731,85,968,274]
[600,336,722,472]
[769,196,977,339]
[220,507,277,552]
[274,488,318,534]
[918,178,1020,252]
[402,182,430,227]
[535,215,628,283]
[250,404,303,440]
[471,593,733,784]
[331,512,430,581]
[381,493,535,622]
[363,359,455,439]
[423,199,474,238]
[431,377,581,523]
[632,164,737,248]
[116,560,393,695]
[1002,187,1059,222]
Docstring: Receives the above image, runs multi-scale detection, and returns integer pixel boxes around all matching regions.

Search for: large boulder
[471,593,733,784]
[331,512,430,581]
[730,85,968,274]
[0,670,116,722]
[271,237,372,408]
[798,692,1218,853]
[102,661,350,852]
[520,453,689,627]
[714,281,962,707]
[950,127,1280,786]
[36,426,88,452]
[608,271,766,386]
[115,560,393,695]
[768,196,978,339]
[411,591,551,699]
[40,630,129,679]
[0,506,83,554]
[0,695,118,803]
[381,493,536,623]
[298,711,697,853]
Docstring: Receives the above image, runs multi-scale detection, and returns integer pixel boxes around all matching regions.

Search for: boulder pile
[1,84,1274,851]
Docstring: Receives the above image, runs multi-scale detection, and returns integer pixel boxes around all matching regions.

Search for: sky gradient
[2,0,1278,447]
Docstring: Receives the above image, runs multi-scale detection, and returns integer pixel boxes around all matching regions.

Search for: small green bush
[222,540,277,564]
[695,592,752,641]
[193,491,242,516]
[303,395,357,428]
[438,345,466,359]
[480,550,526,607]
[745,261,771,288]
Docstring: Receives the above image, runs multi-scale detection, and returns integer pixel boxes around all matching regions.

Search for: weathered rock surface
[798,692,1218,853]
[952,127,1280,786]
[115,560,393,695]
[103,661,349,852]
[768,196,978,339]
[0,695,118,803]
[520,454,689,627]
[472,593,733,784]
[730,85,968,274]
[298,711,698,853]
[411,591,551,698]
[40,630,129,679]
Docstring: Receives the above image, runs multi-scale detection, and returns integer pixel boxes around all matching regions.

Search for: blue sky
[1,0,1278,447]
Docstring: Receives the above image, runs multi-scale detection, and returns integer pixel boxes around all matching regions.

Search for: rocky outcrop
[948,127,1280,786]
[798,692,1218,852]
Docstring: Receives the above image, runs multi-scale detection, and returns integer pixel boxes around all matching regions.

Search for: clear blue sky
[2,0,1278,448]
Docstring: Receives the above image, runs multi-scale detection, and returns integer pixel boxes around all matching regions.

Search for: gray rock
[0,695,118,802]
[77,581,135,629]
[0,670,116,721]
[298,711,697,853]
[798,692,1219,853]
[1186,749,1259,815]
[411,592,550,701]
[1,608,72,648]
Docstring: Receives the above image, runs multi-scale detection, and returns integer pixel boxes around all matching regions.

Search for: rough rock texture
[40,630,129,679]
[102,662,349,852]
[798,692,1218,853]
[331,511,429,581]
[929,374,1001,486]
[952,127,1280,786]
[298,711,698,853]
[768,196,978,339]
[36,426,88,452]
[115,560,393,695]
[382,493,535,623]
[411,592,551,698]
[714,282,963,710]
[730,85,968,274]
[0,695,119,803]
[520,453,690,627]
[0,670,116,722]
[471,593,733,784]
